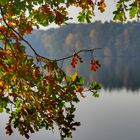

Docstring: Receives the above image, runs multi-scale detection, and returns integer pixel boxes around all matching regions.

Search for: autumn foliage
[71,53,83,68]
[0,0,139,140]
[90,59,101,71]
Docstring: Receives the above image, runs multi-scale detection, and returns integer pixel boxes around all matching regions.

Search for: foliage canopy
[0,0,139,139]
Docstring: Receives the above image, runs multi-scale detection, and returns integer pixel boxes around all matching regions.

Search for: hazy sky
[68,1,116,22]
[47,1,116,29]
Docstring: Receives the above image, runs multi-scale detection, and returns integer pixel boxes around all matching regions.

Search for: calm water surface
[0,89,140,140]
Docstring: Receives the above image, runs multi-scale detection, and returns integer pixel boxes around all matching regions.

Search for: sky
[68,1,116,22]
[47,1,116,29]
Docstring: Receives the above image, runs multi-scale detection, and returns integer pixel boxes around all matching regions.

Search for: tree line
[32,21,140,59]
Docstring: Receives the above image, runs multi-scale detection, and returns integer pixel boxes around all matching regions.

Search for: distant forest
[29,21,140,59]
[26,21,140,91]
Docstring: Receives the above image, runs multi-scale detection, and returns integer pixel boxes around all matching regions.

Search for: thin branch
[8,98,16,106]
[5,26,9,49]
[0,30,16,56]
[0,5,102,64]
[0,5,50,61]
[55,48,102,62]
[0,30,7,49]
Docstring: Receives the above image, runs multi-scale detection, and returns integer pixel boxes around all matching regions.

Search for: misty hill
[24,21,140,91]
[1,21,139,91]
[30,21,140,59]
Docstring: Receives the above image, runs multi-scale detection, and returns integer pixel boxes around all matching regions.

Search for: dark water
[72,57,140,91]
[0,58,140,140]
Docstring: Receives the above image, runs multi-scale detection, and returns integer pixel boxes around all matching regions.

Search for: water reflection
[73,89,140,140]
[1,57,140,140]
[1,89,140,140]
[75,57,140,91]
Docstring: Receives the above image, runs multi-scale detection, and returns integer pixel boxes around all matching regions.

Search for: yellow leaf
[4,84,9,92]
[98,1,106,13]
[71,72,78,82]
[0,80,4,87]
[0,80,9,92]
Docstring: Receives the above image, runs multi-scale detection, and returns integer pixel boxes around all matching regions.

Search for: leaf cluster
[0,0,139,139]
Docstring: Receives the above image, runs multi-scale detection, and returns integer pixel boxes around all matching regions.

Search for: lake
[0,58,140,140]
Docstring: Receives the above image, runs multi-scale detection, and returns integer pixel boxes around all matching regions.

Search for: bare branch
[0,5,102,64]
[55,48,102,62]
[0,5,50,61]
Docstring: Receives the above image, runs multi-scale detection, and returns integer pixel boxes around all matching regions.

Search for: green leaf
[129,2,137,19]
[15,100,21,107]
[76,76,84,85]
[0,97,9,113]
[0,0,7,4]
[92,91,99,98]
[90,82,101,90]
[0,107,4,113]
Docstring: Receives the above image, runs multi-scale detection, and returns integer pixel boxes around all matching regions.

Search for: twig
[55,48,102,62]
[0,30,16,56]
[0,5,50,61]
[0,5,102,64]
